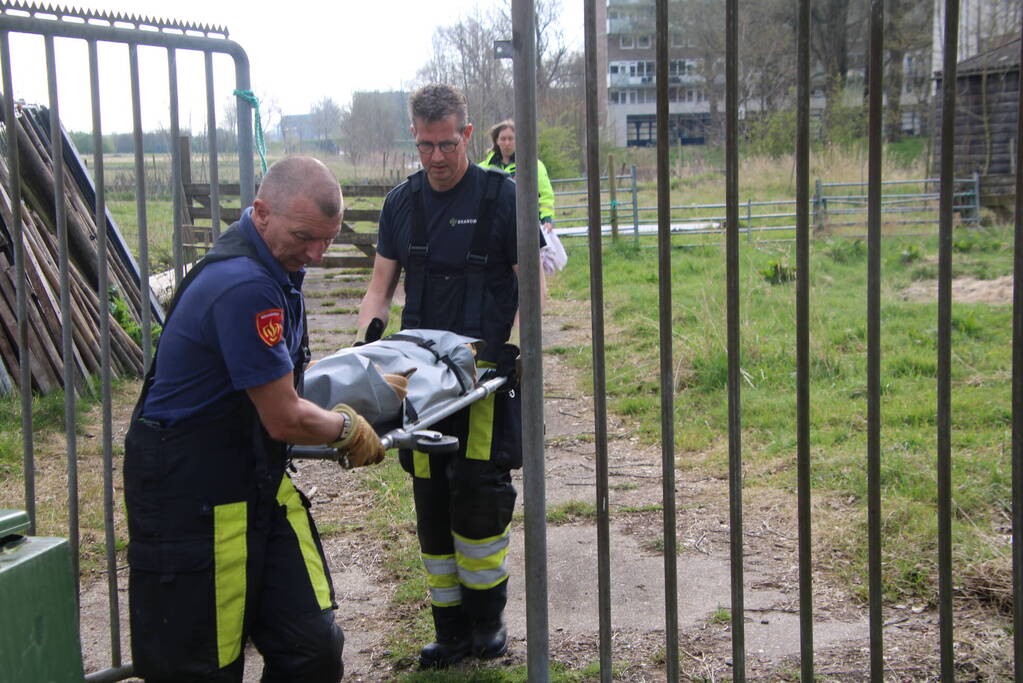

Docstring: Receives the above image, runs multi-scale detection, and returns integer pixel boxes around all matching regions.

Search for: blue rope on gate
[233,89,268,174]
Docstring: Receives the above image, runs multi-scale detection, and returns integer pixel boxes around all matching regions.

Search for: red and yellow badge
[255,308,284,347]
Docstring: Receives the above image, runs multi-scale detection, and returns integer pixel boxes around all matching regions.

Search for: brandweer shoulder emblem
[256,308,284,347]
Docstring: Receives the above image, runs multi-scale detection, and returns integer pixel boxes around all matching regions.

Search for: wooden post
[608,153,618,241]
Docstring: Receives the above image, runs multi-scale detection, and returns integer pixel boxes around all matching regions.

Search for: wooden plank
[333,232,377,246]
[343,208,382,223]
[341,184,395,197]
[188,206,243,222]
[185,182,242,196]
[317,255,375,269]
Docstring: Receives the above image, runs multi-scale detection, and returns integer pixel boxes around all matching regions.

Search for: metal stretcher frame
[291,374,508,465]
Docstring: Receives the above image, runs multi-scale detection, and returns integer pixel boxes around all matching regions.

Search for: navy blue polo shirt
[142,208,306,425]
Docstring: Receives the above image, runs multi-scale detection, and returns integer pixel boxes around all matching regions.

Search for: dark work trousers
[398,392,519,621]
[124,401,343,682]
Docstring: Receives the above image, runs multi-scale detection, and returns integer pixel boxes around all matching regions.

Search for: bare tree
[416,0,582,161]
[310,97,343,151]
[340,91,407,174]
[811,0,867,132]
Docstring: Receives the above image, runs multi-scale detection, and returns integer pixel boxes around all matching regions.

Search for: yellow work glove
[330,404,384,468]
[379,366,416,402]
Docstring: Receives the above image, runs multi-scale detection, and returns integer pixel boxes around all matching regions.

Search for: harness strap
[403,172,429,329]
[384,333,470,395]
[462,168,503,338]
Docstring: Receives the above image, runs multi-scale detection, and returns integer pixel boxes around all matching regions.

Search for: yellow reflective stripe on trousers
[277,476,333,610]
[466,391,495,461]
[422,553,461,606]
[413,450,431,478]
[213,501,247,669]
[453,524,510,589]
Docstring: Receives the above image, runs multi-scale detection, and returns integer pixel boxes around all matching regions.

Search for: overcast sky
[4,0,583,134]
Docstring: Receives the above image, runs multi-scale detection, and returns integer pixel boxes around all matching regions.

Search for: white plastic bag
[541,229,568,275]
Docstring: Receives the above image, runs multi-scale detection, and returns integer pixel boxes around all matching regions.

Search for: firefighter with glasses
[358,83,531,668]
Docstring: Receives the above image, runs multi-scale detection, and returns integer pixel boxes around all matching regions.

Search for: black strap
[384,333,470,395]
[462,168,503,337]
[401,167,504,339]
[403,171,428,329]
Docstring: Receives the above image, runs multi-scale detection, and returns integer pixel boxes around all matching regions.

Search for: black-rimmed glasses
[415,139,460,154]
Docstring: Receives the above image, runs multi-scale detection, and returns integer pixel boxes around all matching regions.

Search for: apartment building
[605,0,713,147]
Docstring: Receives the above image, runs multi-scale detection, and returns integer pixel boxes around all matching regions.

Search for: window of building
[620,34,634,49]
[637,34,651,49]
[671,32,684,48]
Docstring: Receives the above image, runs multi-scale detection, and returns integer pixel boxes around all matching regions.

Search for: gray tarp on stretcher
[302,328,482,430]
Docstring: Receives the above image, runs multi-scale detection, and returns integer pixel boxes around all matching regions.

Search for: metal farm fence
[552,174,984,244]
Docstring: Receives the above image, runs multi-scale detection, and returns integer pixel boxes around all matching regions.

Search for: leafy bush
[952,228,1002,253]
[538,125,581,179]
[899,244,923,264]
[760,260,796,284]
[109,287,162,348]
[745,110,797,158]
[825,238,867,263]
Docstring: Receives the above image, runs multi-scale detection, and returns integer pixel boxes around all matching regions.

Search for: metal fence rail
[553,175,983,242]
[1,3,253,680]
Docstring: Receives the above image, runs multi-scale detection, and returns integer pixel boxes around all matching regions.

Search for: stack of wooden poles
[0,103,144,395]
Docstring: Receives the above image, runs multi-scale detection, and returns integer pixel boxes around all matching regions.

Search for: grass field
[2,142,1015,676]
[551,222,1014,605]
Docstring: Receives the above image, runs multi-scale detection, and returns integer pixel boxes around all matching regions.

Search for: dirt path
[79,268,1013,681]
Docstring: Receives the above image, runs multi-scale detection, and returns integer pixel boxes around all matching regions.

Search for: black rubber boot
[462,580,509,659]
[419,605,471,669]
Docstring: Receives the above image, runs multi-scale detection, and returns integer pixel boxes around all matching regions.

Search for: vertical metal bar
[167,47,183,285]
[1013,25,1023,681]
[511,1,549,680]
[746,197,752,242]
[866,0,886,679]
[88,38,122,667]
[0,31,35,533]
[795,0,814,678]
[631,164,639,245]
[936,2,959,679]
[129,43,152,366]
[46,33,80,585]
[971,170,980,226]
[724,0,746,677]
[608,153,618,240]
[204,50,221,239]
[234,56,254,204]
[584,0,613,679]
[655,0,679,679]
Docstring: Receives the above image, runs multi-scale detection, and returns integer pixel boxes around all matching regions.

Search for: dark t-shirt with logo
[377,163,520,352]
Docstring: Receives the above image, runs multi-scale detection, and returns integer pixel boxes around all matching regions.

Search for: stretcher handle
[289,375,508,464]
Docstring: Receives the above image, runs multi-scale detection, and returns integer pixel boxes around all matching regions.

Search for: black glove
[494,342,520,391]
[353,318,385,347]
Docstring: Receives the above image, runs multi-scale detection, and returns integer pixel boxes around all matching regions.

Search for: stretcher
[289,329,509,468]
[290,373,507,467]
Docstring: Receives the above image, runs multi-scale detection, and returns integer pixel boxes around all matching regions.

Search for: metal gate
[552,0,1022,680]
[0,2,253,680]
[3,0,1022,680]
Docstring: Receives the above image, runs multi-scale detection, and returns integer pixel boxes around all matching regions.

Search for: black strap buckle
[409,244,429,259]
[466,252,488,267]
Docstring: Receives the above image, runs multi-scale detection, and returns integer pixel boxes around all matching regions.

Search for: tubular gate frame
[1,2,253,679]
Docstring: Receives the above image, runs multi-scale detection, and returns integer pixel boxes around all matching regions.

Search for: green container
[0,510,85,682]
